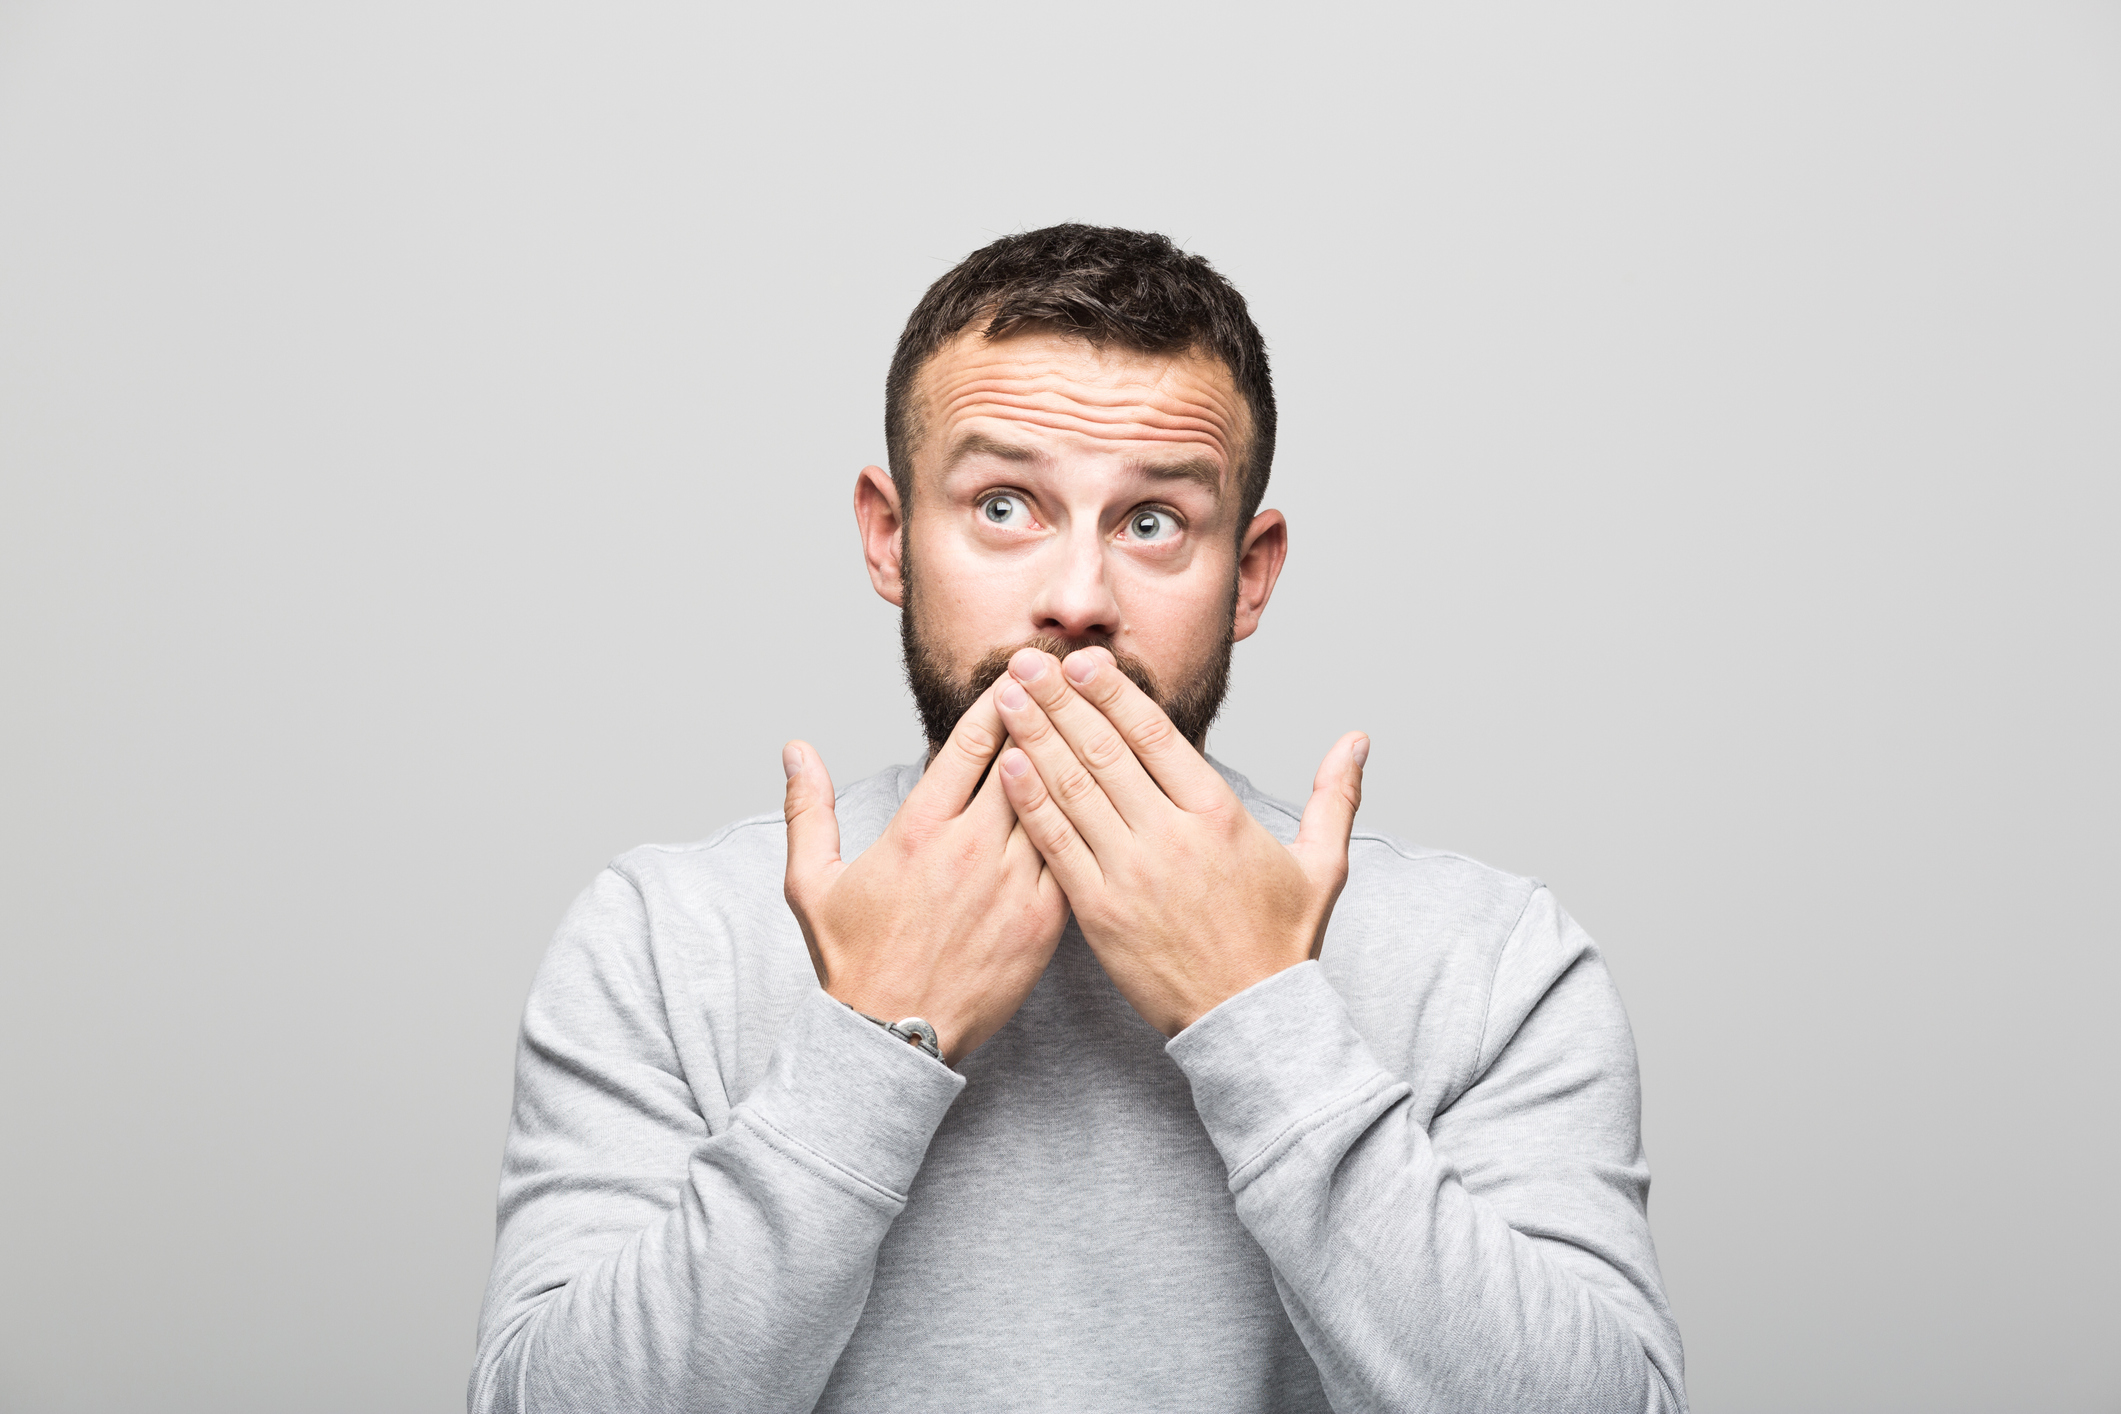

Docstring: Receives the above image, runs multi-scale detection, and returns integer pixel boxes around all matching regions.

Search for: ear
[855,464,906,608]
[1231,509,1287,643]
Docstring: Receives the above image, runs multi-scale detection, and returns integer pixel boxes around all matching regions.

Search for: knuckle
[1054,765,1099,806]
[1018,791,1061,829]
[895,815,938,854]
[951,831,988,874]
[953,716,1001,760]
[1081,728,1128,772]
[1130,711,1176,755]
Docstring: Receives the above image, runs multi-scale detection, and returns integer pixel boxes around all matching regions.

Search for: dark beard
[900,558,1235,756]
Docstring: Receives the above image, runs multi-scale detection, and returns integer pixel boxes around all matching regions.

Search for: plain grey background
[2,2,2115,1411]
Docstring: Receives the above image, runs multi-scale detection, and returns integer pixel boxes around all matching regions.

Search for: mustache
[963,635,1164,705]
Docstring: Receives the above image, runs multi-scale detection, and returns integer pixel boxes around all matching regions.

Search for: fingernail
[1000,682,1029,710]
[1000,747,1030,777]
[1009,648,1047,683]
[1064,653,1097,684]
[1351,735,1370,767]
[783,744,803,778]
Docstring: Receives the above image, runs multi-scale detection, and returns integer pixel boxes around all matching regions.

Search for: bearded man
[470,225,1688,1413]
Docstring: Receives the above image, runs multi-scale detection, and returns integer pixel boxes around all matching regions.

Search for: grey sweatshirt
[470,761,1687,1412]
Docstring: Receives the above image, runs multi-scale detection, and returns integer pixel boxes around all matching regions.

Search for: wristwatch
[856,1010,943,1061]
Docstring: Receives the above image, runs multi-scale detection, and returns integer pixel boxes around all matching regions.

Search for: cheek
[909,524,1038,639]
[1111,554,1237,658]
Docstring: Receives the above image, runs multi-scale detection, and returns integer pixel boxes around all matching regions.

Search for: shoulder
[1218,757,1564,1099]
[525,764,919,1093]
[608,811,787,912]
[1217,756,1543,947]
[604,762,918,915]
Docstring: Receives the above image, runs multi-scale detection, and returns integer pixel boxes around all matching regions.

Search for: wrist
[1163,954,1300,1037]
[846,1006,945,1063]
[827,982,964,1060]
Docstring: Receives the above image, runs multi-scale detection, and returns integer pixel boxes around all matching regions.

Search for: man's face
[857,327,1285,751]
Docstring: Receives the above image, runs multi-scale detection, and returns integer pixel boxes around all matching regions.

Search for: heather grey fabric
[470,760,1687,1412]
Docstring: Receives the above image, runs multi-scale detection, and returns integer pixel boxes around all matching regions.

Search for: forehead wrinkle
[910,333,1252,487]
[937,363,1240,422]
[943,396,1231,448]
[931,345,1239,417]
[945,404,1231,462]
[937,380,1238,447]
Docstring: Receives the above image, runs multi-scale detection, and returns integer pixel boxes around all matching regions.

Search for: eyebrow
[940,432,1045,473]
[1133,455,1224,498]
[941,433,1225,499]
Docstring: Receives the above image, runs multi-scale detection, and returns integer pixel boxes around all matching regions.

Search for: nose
[1029,526,1121,644]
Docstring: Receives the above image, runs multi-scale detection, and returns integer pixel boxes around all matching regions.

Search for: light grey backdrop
[2,3,2115,1411]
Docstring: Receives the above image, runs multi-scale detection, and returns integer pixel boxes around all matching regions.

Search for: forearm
[1169,961,1686,1413]
[477,1123,895,1410]
[472,985,963,1414]
[1234,1082,1682,1411]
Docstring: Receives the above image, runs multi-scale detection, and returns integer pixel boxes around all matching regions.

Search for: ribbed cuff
[736,985,966,1201]
[1165,960,1397,1184]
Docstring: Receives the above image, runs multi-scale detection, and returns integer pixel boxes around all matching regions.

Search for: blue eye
[1127,509,1175,541]
[982,495,1026,526]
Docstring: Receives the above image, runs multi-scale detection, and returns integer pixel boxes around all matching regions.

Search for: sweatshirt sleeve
[1164,887,1687,1413]
[468,866,965,1414]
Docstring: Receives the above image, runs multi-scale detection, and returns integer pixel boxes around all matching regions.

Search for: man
[470,225,1688,1412]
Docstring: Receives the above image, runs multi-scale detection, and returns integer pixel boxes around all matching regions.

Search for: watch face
[892,1018,941,1056]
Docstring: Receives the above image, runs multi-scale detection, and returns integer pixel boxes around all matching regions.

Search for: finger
[1038,860,1065,914]
[997,745,1104,895]
[1291,731,1369,888]
[1004,648,1166,827]
[904,678,1009,820]
[782,740,843,906]
[996,669,1130,857]
[964,731,1021,831]
[1054,646,1231,815]
[1002,816,1048,886]
[1003,815,1033,868]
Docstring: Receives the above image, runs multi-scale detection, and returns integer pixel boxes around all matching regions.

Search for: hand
[992,646,1368,1037]
[782,681,1068,1065]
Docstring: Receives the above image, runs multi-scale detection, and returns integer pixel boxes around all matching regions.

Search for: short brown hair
[884,224,1277,527]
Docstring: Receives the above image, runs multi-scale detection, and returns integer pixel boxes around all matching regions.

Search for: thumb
[1292,731,1368,885]
[782,740,843,905]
